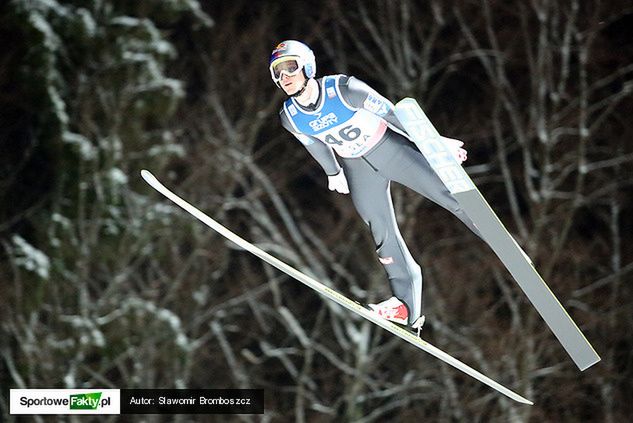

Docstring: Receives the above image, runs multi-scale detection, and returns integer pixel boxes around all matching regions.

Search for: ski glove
[442,137,468,164]
[328,169,350,194]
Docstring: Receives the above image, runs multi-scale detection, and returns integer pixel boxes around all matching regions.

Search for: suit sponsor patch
[308,112,338,131]
[364,94,390,116]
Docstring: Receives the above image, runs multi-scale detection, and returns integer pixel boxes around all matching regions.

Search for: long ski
[394,98,600,371]
[141,170,533,405]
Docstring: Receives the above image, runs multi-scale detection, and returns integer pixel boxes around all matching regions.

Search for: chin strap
[290,77,310,98]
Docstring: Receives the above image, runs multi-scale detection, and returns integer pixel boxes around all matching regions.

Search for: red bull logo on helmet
[271,42,287,59]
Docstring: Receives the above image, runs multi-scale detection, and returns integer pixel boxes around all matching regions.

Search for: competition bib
[284,75,387,158]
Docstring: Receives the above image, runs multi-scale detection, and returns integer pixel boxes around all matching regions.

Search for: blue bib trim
[284,76,356,136]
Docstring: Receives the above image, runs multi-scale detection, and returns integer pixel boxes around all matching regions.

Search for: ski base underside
[394,98,600,371]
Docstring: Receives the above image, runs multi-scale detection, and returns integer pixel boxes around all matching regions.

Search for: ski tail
[394,99,600,371]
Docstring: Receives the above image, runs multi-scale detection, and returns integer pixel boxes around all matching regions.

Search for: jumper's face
[271,58,305,96]
[280,71,306,96]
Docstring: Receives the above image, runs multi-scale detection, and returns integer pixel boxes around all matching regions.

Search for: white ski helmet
[269,40,316,86]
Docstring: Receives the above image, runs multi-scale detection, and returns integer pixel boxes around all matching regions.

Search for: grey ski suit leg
[341,130,482,324]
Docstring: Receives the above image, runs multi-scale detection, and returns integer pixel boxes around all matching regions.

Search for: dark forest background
[1,0,632,422]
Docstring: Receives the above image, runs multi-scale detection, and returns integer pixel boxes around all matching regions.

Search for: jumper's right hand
[441,137,468,164]
[328,169,350,194]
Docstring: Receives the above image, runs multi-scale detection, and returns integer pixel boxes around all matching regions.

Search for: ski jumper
[279,74,481,324]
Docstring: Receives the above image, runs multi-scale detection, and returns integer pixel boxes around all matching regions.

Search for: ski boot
[368,296,425,336]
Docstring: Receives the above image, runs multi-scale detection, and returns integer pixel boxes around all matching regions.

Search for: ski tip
[518,397,534,406]
[140,169,154,183]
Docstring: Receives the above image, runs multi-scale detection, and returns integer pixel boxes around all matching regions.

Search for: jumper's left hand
[442,137,468,164]
[327,169,350,194]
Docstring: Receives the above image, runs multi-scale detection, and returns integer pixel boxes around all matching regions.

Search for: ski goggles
[270,58,302,81]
